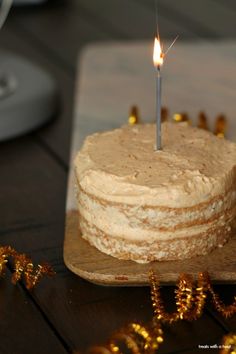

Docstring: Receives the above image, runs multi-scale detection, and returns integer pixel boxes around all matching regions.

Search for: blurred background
[1,0,235,160]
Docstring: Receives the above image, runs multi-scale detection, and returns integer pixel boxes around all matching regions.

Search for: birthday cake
[74,122,236,263]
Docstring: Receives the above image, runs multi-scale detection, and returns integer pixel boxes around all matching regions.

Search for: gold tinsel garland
[150,271,236,322]
[221,334,236,354]
[2,244,235,352]
[0,246,55,289]
[85,271,236,354]
[85,320,163,354]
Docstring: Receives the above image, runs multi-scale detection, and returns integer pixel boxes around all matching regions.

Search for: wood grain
[0,137,66,230]
[64,211,236,286]
[0,271,68,354]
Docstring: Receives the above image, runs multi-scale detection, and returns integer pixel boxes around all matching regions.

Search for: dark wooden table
[0,1,235,353]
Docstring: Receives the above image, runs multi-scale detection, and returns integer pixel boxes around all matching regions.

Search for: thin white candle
[153,37,164,151]
[156,67,162,150]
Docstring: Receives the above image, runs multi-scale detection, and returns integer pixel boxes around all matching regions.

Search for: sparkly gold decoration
[0,246,13,275]
[88,320,163,354]
[198,111,209,130]
[173,113,183,122]
[12,253,32,284]
[173,112,191,125]
[23,262,55,290]
[150,270,236,322]
[85,270,235,354]
[128,105,140,125]
[215,114,227,138]
[128,106,228,137]
[0,246,55,289]
[220,333,236,354]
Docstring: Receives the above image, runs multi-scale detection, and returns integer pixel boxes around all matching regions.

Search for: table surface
[0,1,235,353]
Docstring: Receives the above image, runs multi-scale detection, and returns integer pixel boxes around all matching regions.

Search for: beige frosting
[74,122,236,208]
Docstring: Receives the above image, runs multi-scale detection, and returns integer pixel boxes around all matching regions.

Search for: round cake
[74,122,236,263]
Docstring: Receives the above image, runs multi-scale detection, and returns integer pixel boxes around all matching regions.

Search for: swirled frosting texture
[75,122,236,208]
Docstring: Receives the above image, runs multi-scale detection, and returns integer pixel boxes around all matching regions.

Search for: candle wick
[155,65,161,74]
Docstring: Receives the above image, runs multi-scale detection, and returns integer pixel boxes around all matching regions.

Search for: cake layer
[77,180,236,237]
[76,185,235,242]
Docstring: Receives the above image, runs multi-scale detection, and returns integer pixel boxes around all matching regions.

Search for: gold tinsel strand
[127,105,227,138]
[149,270,236,322]
[87,320,163,354]
[207,282,236,319]
[24,262,55,290]
[85,270,235,354]
[0,246,55,289]
[220,333,236,354]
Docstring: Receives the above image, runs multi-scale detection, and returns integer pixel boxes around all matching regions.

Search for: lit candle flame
[153,36,164,68]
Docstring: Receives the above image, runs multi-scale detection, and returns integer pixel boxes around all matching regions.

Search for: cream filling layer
[78,192,235,242]
[78,187,236,230]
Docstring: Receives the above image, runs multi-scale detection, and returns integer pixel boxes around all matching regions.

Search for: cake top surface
[75,122,236,207]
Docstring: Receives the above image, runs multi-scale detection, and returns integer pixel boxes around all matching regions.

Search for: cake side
[75,180,235,262]
[79,211,232,263]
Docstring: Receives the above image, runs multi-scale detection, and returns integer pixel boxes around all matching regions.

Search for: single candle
[153,37,164,150]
